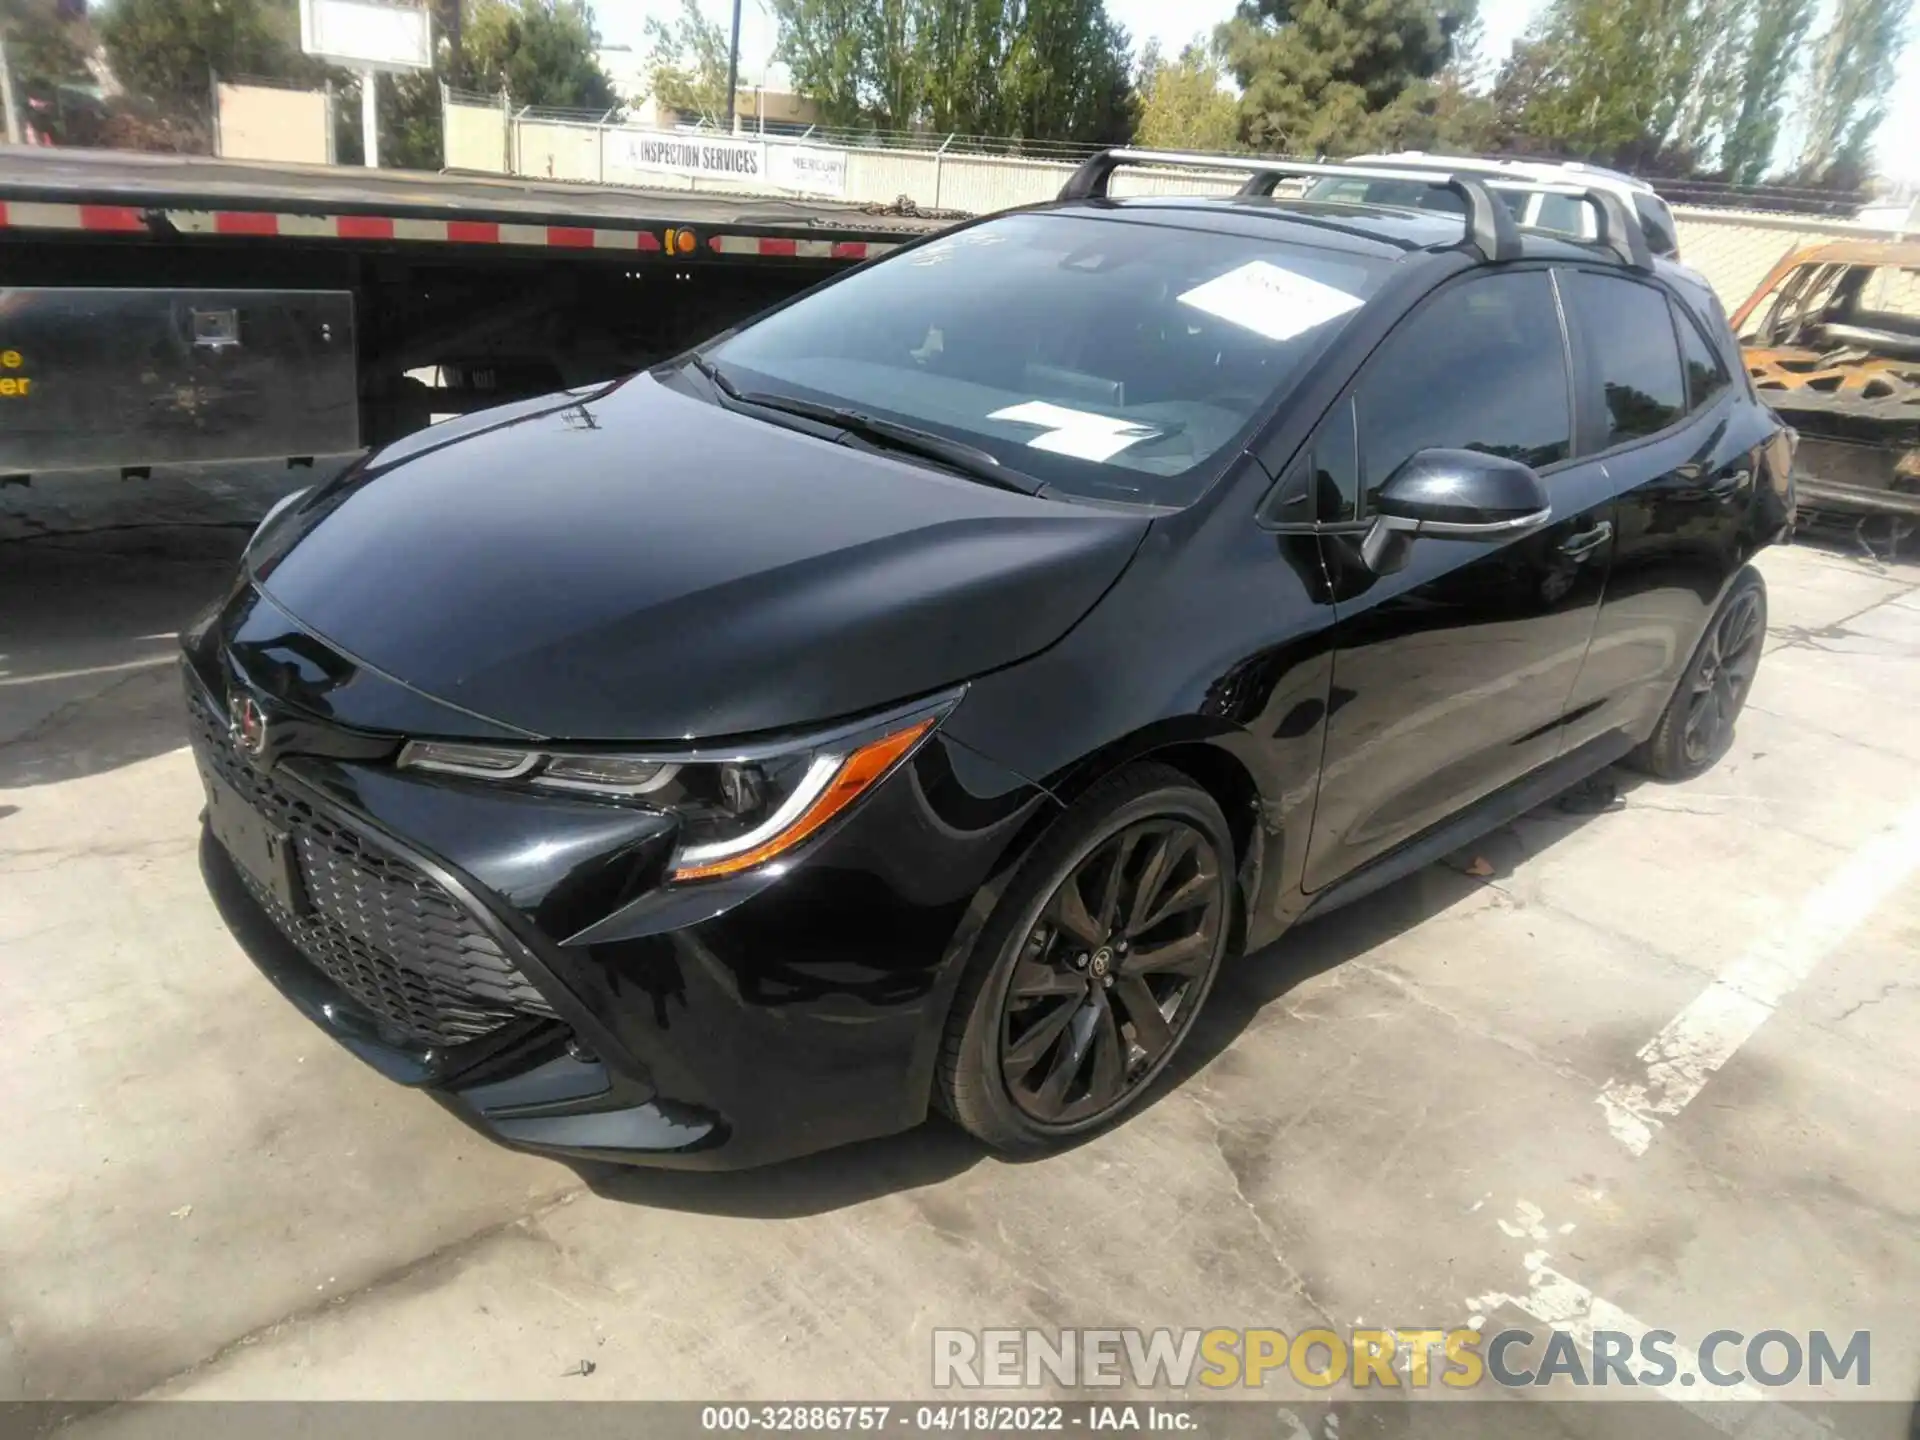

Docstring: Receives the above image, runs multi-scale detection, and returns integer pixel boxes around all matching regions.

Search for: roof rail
[1056,148,1654,272]
[1489,180,1655,271]
[1059,148,1521,262]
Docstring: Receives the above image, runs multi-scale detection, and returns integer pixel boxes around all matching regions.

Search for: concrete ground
[4,470,1917,1426]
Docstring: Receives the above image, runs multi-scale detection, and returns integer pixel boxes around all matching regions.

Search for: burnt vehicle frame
[1732,240,1920,557]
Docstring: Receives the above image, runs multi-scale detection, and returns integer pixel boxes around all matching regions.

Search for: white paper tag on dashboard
[989,401,1158,461]
[1178,261,1364,342]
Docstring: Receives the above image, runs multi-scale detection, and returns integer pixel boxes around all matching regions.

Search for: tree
[1357,0,1497,153]
[771,0,927,130]
[1490,0,1717,171]
[640,0,731,125]
[770,0,1133,141]
[999,0,1131,142]
[1718,0,1814,185]
[1,0,97,140]
[1792,0,1908,183]
[1135,37,1238,151]
[1215,0,1470,156]
[1,0,90,91]
[328,1,468,169]
[466,0,615,111]
[96,0,315,110]
[769,0,868,127]
[918,0,1006,134]
[331,67,446,168]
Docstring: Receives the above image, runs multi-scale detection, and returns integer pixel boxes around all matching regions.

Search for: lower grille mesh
[189,687,554,1047]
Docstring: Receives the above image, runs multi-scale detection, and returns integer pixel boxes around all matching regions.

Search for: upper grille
[188,686,555,1047]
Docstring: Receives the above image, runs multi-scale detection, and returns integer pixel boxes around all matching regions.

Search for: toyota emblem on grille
[228,692,270,762]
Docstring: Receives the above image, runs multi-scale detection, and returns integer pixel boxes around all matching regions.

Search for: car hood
[251,373,1149,740]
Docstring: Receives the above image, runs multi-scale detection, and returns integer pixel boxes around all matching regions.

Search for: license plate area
[205,769,309,915]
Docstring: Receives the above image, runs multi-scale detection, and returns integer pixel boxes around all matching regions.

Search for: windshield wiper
[684,351,744,402]
[682,354,1044,496]
[740,391,1043,495]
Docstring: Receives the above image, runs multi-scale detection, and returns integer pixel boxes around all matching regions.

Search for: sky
[592,0,1920,184]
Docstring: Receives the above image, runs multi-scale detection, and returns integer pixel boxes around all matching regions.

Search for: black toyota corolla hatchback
[186,153,1793,1168]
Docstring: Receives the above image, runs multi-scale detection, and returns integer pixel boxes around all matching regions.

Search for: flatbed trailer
[0,148,957,480]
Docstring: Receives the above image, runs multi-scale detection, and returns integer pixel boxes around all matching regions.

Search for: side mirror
[1360,448,1553,575]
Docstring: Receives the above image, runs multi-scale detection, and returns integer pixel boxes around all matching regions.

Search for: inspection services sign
[611,131,847,197]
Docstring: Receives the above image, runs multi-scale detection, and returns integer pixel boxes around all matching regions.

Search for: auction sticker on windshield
[1178,261,1365,342]
[987,401,1162,461]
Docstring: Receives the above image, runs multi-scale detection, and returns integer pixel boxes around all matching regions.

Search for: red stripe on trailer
[337,215,396,240]
[215,211,279,236]
[80,205,145,232]
[0,203,903,259]
[706,234,897,260]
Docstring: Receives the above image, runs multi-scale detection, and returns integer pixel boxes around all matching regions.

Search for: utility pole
[724,0,742,135]
[0,36,22,146]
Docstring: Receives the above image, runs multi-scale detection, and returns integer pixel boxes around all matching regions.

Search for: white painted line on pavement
[1466,1207,1847,1428]
[0,653,178,687]
[1469,1249,1766,1408]
[1597,796,1920,1154]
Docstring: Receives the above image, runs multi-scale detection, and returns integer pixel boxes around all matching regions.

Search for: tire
[935,762,1235,1153]
[1627,565,1768,781]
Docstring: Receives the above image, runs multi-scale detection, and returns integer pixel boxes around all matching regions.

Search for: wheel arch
[992,723,1267,935]
[916,722,1270,1125]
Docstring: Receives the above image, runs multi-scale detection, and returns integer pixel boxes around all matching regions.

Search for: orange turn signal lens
[671,228,697,254]
[668,717,934,882]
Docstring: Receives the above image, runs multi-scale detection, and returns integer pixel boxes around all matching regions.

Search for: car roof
[1343,152,1658,195]
[1042,194,1617,268]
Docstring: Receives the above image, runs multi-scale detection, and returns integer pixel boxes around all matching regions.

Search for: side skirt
[1296,729,1637,924]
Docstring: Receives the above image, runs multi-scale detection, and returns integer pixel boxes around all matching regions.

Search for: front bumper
[185,650,1053,1169]
[199,824,724,1163]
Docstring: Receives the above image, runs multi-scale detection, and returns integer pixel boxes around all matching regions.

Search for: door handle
[1557,520,1613,559]
[1707,468,1750,498]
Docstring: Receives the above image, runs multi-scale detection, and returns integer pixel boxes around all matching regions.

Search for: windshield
[706,212,1391,505]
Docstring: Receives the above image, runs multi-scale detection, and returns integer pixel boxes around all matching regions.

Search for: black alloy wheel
[1630,565,1768,781]
[936,764,1236,1152]
[1681,585,1764,765]
[1000,819,1225,1124]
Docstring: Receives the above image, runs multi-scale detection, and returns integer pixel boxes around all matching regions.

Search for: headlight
[395,696,952,882]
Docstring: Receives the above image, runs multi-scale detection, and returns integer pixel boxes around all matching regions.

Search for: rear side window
[1563,271,1686,447]
[1354,270,1572,506]
[1673,302,1731,411]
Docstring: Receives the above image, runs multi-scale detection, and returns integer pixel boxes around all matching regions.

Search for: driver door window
[1353,270,1573,510]
[1303,270,1602,895]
